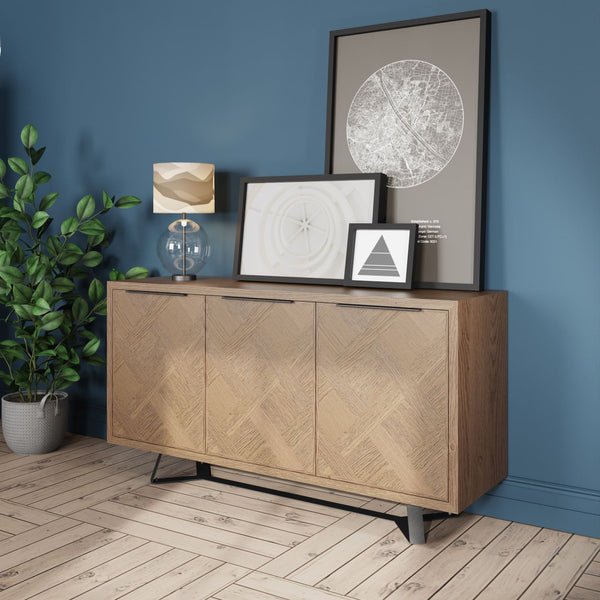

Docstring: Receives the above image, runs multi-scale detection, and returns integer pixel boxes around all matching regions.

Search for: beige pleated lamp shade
[153,162,215,214]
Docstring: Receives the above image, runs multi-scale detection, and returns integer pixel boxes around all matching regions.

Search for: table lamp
[153,162,215,281]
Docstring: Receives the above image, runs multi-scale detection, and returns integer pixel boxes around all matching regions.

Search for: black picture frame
[325,10,491,291]
[233,173,387,285]
[344,223,418,289]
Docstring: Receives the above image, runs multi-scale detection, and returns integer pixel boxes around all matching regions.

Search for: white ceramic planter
[1,391,68,454]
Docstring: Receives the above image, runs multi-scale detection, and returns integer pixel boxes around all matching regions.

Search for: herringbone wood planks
[0,431,598,599]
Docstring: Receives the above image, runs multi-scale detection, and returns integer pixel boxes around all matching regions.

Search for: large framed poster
[325,10,490,290]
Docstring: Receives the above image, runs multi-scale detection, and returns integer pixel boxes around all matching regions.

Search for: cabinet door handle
[125,290,188,297]
[222,296,294,304]
[335,303,421,312]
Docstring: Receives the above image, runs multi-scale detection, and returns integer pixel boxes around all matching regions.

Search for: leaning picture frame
[233,173,387,285]
[325,10,491,290]
[344,223,418,289]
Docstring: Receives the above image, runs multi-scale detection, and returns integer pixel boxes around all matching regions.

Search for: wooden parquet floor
[0,432,598,599]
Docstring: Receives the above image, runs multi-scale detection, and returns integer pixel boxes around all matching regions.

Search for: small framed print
[233,173,387,285]
[344,223,418,289]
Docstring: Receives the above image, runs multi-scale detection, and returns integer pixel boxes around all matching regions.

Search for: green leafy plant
[0,124,148,401]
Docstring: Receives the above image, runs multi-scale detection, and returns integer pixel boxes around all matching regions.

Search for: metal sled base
[150,453,447,544]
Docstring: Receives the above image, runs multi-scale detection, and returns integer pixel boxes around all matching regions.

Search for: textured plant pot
[1,391,68,455]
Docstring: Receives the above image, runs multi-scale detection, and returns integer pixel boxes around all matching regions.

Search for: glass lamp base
[157,217,211,279]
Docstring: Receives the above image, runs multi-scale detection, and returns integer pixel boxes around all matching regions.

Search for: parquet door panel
[110,290,205,452]
[316,303,449,501]
[206,296,315,474]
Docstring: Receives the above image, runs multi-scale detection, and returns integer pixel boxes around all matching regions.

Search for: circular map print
[346,60,464,189]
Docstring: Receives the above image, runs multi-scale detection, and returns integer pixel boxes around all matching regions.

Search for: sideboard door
[206,296,315,474]
[316,303,449,502]
[109,290,206,452]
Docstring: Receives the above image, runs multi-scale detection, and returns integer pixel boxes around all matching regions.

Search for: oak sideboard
[107,277,507,540]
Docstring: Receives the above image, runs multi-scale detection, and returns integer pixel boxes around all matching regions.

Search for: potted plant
[0,124,148,454]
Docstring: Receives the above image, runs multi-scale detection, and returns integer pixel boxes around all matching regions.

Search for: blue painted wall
[1,0,598,537]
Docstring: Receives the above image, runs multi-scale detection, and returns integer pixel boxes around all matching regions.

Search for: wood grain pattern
[288,518,397,585]
[383,516,510,599]
[567,586,600,600]
[206,296,315,474]
[425,521,539,599]
[586,560,600,577]
[573,574,600,592]
[0,433,597,599]
[520,535,600,600]
[4,534,145,600]
[455,291,508,509]
[316,303,448,501]
[349,513,482,600]
[107,276,494,307]
[108,289,206,453]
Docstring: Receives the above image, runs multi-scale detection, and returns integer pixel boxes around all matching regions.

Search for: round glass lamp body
[157,219,211,278]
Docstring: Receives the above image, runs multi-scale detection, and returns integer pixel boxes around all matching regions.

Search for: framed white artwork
[233,173,387,284]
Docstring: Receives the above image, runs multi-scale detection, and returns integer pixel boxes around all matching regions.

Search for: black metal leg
[195,461,211,479]
[407,505,426,544]
[149,453,163,483]
[149,455,449,544]
[150,453,208,484]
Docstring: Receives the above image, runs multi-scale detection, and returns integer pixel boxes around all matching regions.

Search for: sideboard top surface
[108,277,506,310]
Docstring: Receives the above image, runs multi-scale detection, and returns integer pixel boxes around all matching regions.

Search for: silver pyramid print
[358,235,400,277]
